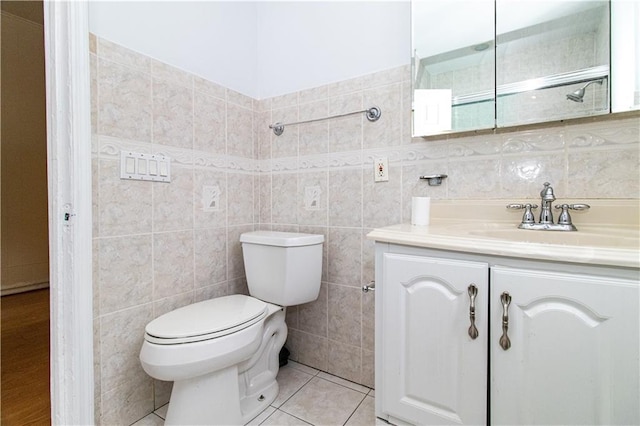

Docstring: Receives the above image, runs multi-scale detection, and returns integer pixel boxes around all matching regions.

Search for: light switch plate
[120,151,171,182]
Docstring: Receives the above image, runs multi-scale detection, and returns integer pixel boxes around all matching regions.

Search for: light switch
[120,151,171,182]
[125,157,136,174]
[138,158,147,174]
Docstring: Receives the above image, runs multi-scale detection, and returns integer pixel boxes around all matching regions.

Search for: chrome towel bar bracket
[269,106,381,136]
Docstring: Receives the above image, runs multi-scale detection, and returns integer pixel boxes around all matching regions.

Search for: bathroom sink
[467,227,639,248]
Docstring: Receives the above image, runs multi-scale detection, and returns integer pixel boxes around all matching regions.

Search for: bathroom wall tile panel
[362,83,402,150]
[153,165,194,232]
[99,235,153,314]
[271,92,298,110]
[448,134,502,158]
[298,226,328,282]
[100,374,154,426]
[501,154,567,199]
[93,319,102,422]
[194,76,226,100]
[361,229,375,288]
[98,159,152,237]
[400,78,412,145]
[288,330,329,372]
[327,341,362,384]
[100,304,154,391]
[93,239,100,318]
[229,277,250,296]
[362,166,401,229]
[90,54,98,134]
[193,168,227,229]
[193,91,226,155]
[258,173,272,224]
[286,306,299,330]
[98,59,152,142]
[227,172,254,225]
[565,116,640,149]
[97,38,151,72]
[153,293,195,324]
[194,282,230,302]
[255,98,272,113]
[151,60,192,88]
[361,288,375,352]
[92,158,100,237]
[194,227,227,287]
[154,380,173,411]
[271,106,299,158]
[298,282,328,337]
[297,171,328,226]
[227,225,253,280]
[447,157,501,199]
[89,33,97,54]
[328,75,364,98]
[272,173,298,225]
[153,231,194,300]
[256,111,273,160]
[328,168,362,227]
[299,100,329,156]
[567,147,640,198]
[501,128,565,154]
[361,348,375,389]
[299,85,328,105]
[362,66,407,89]
[328,227,362,286]
[227,103,254,158]
[328,284,362,345]
[152,78,193,150]
[228,89,253,110]
[329,93,363,153]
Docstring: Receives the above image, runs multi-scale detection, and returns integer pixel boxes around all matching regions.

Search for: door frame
[43,1,94,424]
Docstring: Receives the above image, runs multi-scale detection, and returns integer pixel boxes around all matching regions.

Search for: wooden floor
[1,289,51,425]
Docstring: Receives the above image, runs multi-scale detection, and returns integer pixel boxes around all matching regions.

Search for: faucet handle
[553,204,590,226]
[507,203,538,224]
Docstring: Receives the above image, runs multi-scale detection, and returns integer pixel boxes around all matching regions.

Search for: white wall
[88,1,411,99]
[88,1,259,96]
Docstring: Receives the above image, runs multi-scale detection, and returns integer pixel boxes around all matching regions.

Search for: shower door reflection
[495,0,610,127]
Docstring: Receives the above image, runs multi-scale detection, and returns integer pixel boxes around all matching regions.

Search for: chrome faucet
[507,182,590,231]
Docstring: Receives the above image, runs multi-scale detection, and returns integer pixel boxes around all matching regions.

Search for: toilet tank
[240,231,324,306]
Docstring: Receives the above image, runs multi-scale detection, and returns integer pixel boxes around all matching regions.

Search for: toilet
[139,231,324,425]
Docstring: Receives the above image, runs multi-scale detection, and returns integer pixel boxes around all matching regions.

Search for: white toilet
[139,231,323,425]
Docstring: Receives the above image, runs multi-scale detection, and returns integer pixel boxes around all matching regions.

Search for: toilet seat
[145,295,268,345]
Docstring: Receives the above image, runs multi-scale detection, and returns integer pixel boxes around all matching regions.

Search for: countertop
[367,200,640,269]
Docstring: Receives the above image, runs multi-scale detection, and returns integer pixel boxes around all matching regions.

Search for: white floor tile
[273,364,315,407]
[286,360,320,376]
[345,396,376,426]
[261,409,312,425]
[130,413,165,426]
[245,406,276,426]
[154,404,168,420]
[280,377,366,426]
[317,371,370,394]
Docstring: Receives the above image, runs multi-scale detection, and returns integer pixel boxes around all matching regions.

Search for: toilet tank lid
[240,231,324,247]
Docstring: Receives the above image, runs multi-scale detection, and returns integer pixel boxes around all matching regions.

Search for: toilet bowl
[139,231,323,425]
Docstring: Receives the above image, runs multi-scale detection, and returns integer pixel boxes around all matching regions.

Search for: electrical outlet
[374,157,389,182]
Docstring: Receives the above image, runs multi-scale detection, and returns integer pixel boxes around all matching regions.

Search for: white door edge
[44,1,94,424]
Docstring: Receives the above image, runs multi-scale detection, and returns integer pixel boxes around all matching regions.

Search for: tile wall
[90,35,257,424]
[91,34,640,424]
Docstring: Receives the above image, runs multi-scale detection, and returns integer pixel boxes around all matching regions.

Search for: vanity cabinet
[375,244,639,426]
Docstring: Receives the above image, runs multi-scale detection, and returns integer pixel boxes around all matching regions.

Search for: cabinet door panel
[491,266,640,425]
[381,253,488,425]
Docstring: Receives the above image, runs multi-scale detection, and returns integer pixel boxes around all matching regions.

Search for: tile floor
[132,361,385,426]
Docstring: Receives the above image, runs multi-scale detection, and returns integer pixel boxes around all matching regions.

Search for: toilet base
[165,365,243,425]
[162,306,288,425]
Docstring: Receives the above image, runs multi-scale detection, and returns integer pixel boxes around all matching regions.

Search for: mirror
[412,0,638,137]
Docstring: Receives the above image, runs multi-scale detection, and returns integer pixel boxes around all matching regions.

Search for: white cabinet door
[380,253,489,425]
[491,266,640,425]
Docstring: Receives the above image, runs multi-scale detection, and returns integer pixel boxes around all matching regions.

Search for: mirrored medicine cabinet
[412,0,640,137]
